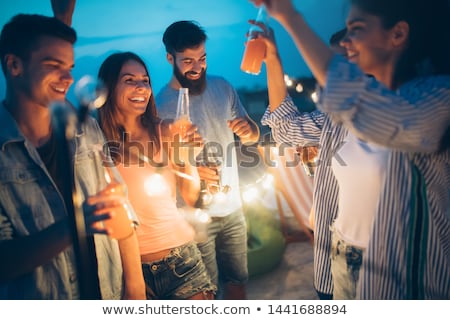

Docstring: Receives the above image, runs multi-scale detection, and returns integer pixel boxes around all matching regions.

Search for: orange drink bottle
[174,88,192,141]
[97,181,136,240]
[92,149,139,240]
[240,5,269,75]
[300,146,319,177]
[173,117,192,141]
[240,38,267,75]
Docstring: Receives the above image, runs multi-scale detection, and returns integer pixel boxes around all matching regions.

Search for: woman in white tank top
[97,52,216,299]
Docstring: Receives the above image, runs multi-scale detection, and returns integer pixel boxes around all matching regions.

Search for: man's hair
[162,20,207,55]
[0,14,77,75]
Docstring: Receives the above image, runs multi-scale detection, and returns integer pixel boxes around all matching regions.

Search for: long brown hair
[97,52,160,162]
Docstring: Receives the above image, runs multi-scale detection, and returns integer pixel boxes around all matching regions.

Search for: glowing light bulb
[144,173,170,196]
[214,191,227,203]
[311,91,318,103]
[295,83,304,93]
[243,186,259,203]
[262,173,274,190]
[194,209,211,224]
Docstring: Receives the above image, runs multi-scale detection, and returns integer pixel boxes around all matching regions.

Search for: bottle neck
[176,88,190,120]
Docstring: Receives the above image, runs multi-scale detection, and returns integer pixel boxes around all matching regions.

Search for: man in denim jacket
[0,14,145,299]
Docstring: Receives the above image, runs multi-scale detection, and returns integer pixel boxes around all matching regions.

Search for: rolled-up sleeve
[320,55,450,153]
[261,95,324,146]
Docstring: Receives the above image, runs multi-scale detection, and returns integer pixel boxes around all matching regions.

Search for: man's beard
[173,64,207,96]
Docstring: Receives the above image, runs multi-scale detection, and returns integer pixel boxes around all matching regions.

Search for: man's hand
[84,190,129,237]
[196,164,221,194]
[227,117,259,144]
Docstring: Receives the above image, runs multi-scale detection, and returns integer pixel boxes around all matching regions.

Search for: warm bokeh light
[194,209,211,224]
[261,173,274,190]
[214,191,227,203]
[144,173,170,196]
[311,91,318,103]
[243,186,259,203]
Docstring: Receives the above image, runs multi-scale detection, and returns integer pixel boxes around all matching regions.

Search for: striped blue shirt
[262,55,450,299]
[262,96,347,296]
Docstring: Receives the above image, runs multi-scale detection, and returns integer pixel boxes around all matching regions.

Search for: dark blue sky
[0,0,348,100]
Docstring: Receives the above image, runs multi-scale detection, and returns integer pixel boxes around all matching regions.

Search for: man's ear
[166,52,174,65]
[391,21,409,48]
[4,54,23,76]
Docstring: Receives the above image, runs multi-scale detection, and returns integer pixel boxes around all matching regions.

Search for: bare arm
[117,232,146,299]
[51,0,76,26]
[249,21,288,111]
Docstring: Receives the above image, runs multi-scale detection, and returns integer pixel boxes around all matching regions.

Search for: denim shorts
[330,229,364,300]
[141,242,216,299]
[196,209,248,287]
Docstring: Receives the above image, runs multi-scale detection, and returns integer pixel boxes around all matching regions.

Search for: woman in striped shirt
[254,0,450,299]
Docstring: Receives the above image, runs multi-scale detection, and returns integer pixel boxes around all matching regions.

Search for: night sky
[0,0,348,100]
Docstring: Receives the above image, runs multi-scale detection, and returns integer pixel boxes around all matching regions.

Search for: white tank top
[331,131,389,248]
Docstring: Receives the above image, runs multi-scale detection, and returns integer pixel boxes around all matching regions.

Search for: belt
[140,248,173,263]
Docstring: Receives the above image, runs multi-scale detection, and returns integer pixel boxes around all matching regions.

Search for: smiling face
[14,35,74,108]
[169,42,207,95]
[340,5,402,81]
[113,59,152,118]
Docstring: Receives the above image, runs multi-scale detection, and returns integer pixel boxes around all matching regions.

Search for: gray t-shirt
[156,75,247,216]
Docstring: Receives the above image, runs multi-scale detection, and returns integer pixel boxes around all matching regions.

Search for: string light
[261,173,274,190]
[241,173,275,204]
[194,208,210,224]
[144,172,170,196]
[243,186,259,203]
[311,91,318,103]
[214,191,228,203]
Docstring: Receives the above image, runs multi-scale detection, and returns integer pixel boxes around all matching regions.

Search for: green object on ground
[246,203,286,278]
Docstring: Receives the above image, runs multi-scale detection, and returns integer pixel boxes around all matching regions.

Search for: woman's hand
[169,121,204,166]
[250,0,297,24]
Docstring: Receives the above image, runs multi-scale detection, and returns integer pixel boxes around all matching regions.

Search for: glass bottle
[173,87,192,142]
[92,148,139,240]
[298,145,319,177]
[194,179,213,209]
[240,5,269,75]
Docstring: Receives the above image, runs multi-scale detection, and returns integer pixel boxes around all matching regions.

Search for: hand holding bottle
[240,5,269,75]
[247,20,279,63]
[170,87,204,166]
[84,184,135,239]
[170,122,204,166]
[249,0,297,23]
[84,147,139,240]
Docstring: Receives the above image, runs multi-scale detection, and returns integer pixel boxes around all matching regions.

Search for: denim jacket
[0,104,123,299]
